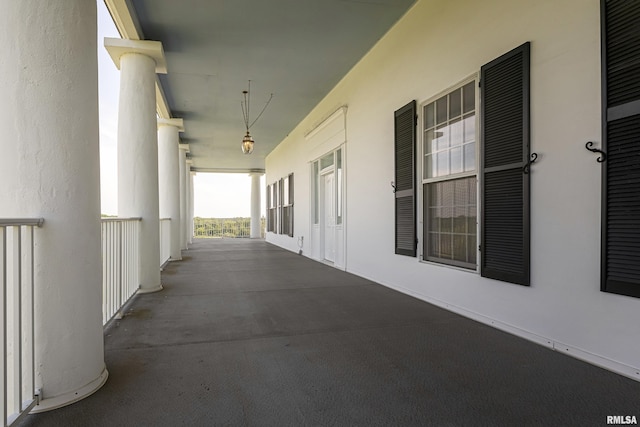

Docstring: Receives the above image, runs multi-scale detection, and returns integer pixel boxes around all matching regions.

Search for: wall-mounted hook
[523,153,538,174]
[390,181,397,193]
[585,141,607,163]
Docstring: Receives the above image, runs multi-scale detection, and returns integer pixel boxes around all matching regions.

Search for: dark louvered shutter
[394,100,417,256]
[480,42,531,285]
[601,0,640,298]
[288,173,294,237]
[266,184,272,232]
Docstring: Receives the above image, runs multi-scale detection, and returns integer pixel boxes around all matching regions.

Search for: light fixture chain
[248,93,274,130]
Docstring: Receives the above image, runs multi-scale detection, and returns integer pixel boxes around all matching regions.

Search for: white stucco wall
[266,0,640,380]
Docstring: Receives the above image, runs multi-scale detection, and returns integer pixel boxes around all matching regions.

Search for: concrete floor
[24,239,640,426]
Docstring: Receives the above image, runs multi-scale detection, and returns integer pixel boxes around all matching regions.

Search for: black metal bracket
[585,141,607,163]
[390,181,397,193]
[523,153,538,174]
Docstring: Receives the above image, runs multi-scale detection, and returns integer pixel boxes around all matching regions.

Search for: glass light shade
[241,132,254,154]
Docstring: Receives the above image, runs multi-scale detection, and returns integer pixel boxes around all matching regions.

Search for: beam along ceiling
[120,0,417,172]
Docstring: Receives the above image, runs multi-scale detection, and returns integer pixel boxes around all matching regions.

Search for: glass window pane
[436,96,447,125]
[449,118,463,148]
[449,88,461,118]
[313,162,319,224]
[436,151,449,177]
[424,177,476,267]
[463,114,475,143]
[429,207,440,232]
[440,233,453,259]
[425,103,435,129]
[454,179,467,206]
[450,147,462,175]
[464,143,476,172]
[453,206,466,233]
[467,234,477,264]
[453,234,466,263]
[441,180,454,206]
[320,153,334,169]
[467,178,477,205]
[424,154,433,179]
[441,207,453,233]
[337,169,342,224]
[429,233,440,258]
[424,129,435,155]
[435,126,448,151]
[429,183,440,206]
[284,176,289,204]
[467,205,477,234]
[337,149,342,224]
[463,81,475,114]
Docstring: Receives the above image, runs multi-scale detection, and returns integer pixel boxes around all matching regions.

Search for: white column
[105,38,167,294]
[250,173,262,238]
[158,118,183,261]
[189,171,195,244]
[178,145,189,250]
[0,0,106,411]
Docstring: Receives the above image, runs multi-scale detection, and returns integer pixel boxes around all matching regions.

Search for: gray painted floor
[24,239,640,426]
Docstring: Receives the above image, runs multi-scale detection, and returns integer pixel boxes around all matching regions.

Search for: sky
[96,1,264,218]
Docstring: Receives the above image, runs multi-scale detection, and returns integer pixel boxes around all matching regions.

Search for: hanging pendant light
[240,81,273,155]
[241,131,254,154]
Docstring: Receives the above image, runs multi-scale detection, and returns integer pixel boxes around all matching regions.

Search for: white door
[322,172,335,262]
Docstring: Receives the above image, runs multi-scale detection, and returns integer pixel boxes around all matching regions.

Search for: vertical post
[189,171,195,244]
[178,145,189,250]
[158,119,184,261]
[250,173,262,238]
[105,38,167,294]
[1,227,6,424]
[0,1,107,411]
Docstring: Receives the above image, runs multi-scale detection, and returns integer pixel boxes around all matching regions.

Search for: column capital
[179,143,190,151]
[158,118,184,132]
[104,37,167,74]
[186,159,193,165]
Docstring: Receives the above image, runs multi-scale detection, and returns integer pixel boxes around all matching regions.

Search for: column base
[137,284,163,294]
[30,366,108,413]
[170,257,182,261]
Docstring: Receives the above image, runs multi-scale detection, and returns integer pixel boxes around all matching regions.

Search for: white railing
[101,218,140,325]
[193,217,266,239]
[0,219,42,427]
[159,218,171,267]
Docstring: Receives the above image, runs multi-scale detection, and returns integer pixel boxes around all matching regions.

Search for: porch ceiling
[114,0,416,172]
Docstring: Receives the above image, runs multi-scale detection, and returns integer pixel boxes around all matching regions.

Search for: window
[267,183,276,232]
[312,147,344,228]
[282,173,294,237]
[394,43,531,286]
[313,162,319,225]
[336,150,343,225]
[266,174,294,236]
[601,0,640,298]
[277,178,283,234]
[422,81,477,268]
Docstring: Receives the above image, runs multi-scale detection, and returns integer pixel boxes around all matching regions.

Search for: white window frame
[418,74,480,271]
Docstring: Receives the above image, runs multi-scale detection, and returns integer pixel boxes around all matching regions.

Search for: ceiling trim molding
[304,105,348,140]
[103,0,172,120]
[104,0,141,40]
